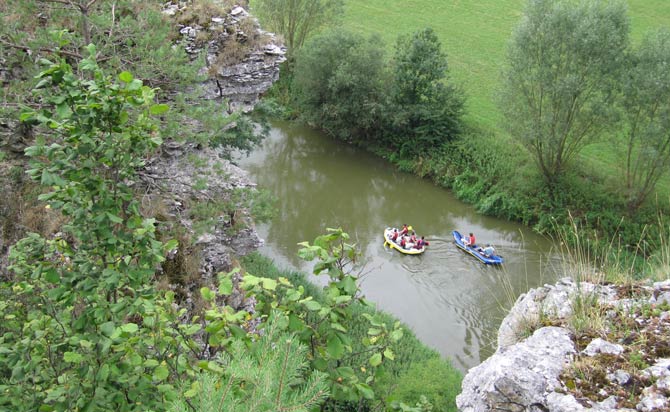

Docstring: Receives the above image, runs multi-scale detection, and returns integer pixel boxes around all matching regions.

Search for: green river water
[237,121,561,371]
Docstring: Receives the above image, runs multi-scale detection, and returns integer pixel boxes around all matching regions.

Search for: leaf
[55,103,71,119]
[261,278,277,291]
[184,381,200,398]
[44,269,59,284]
[218,276,233,295]
[97,364,110,382]
[330,322,347,333]
[152,365,169,381]
[369,353,382,367]
[200,287,215,301]
[390,328,404,341]
[100,321,115,337]
[341,276,357,295]
[106,212,123,224]
[163,239,179,253]
[367,328,382,336]
[149,104,169,115]
[63,352,84,363]
[334,295,352,304]
[144,359,159,368]
[301,299,321,311]
[355,383,375,400]
[127,79,143,92]
[118,71,134,83]
[120,323,139,334]
[327,334,344,359]
[85,44,96,57]
[336,366,355,379]
[383,348,395,360]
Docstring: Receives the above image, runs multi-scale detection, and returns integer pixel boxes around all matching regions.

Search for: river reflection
[237,120,561,371]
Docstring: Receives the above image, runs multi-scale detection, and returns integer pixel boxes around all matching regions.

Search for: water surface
[237,121,560,371]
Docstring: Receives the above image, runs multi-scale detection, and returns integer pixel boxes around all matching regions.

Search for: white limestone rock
[457,327,575,412]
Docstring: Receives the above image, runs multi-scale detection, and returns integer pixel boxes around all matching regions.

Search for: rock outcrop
[457,326,575,412]
[168,2,287,111]
[140,141,263,280]
[457,278,670,412]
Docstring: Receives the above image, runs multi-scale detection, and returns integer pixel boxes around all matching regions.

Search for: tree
[293,30,386,143]
[620,29,670,212]
[253,0,344,52]
[501,0,629,186]
[1,49,187,412]
[388,27,464,157]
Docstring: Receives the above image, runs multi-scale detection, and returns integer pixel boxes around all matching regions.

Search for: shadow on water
[238,120,561,371]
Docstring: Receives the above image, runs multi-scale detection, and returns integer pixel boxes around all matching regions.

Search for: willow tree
[620,29,670,212]
[501,0,629,187]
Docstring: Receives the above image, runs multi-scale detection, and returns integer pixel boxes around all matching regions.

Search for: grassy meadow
[341,0,670,196]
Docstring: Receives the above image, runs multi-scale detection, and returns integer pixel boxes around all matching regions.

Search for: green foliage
[0,52,189,411]
[0,0,197,99]
[292,28,463,154]
[168,314,329,412]
[387,28,464,157]
[253,0,344,52]
[1,0,266,158]
[237,229,404,405]
[620,28,670,212]
[501,0,630,185]
[293,30,386,143]
[385,357,461,412]
[241,253,464,411]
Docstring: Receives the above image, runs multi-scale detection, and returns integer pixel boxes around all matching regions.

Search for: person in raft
[391,228,399,243]
[399,236,408,249]
[415,236,429,249]
[463,232,476,248]
[399,224,409,237]
[482,244,496,257]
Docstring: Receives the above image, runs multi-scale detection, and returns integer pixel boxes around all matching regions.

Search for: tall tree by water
[252,0,343,52]
[501,0,629,187]
[388,27,464,156]
[292,30,386,143]
[620,29,670,213]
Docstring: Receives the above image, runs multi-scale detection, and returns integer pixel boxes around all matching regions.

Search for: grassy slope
[342,0,670,196]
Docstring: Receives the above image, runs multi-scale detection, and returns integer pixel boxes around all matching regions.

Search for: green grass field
[341,0,670,196]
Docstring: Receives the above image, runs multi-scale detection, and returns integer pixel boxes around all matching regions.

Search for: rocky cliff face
[457,278,670,412]
[166,3,286,112]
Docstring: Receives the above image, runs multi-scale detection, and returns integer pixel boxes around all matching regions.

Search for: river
[236,120,561,371]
